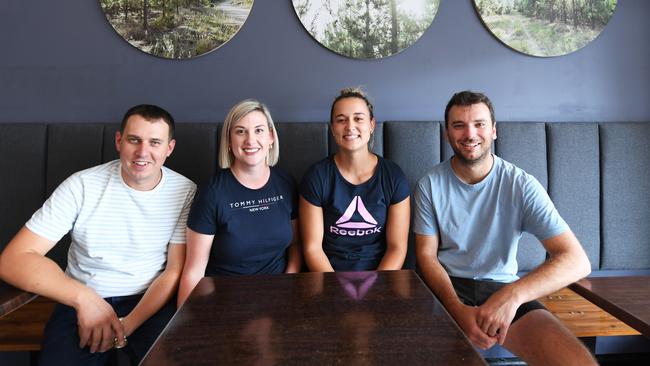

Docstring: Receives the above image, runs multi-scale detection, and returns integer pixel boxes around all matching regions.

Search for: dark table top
[570,276,650,339]
[142,270,486,365]
[0,280,36,318]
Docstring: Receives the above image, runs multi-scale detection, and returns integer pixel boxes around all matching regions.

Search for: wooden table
[570,276,650,339]
[0,280,36,318]
[142,270,486,365]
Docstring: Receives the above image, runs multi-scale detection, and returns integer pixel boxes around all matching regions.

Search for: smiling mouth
[132,161,151,167]
[242,147,261,153]
[343,134,361,140]
[460,141,480,149]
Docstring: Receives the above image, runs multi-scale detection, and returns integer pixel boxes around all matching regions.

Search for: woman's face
[229,110,274,169]
[331,97,375,153]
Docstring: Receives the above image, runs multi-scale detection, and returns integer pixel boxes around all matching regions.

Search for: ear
[269,127,276,145]
[492,122,497,140]
[166,138,176,157]
[370,118,376,132]
[115,131,122,152]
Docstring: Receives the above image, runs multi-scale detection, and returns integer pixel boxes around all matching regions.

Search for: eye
[151,140,161,146]
[234,129,245,135]
[255,128,265,134]
[127,137,139,143]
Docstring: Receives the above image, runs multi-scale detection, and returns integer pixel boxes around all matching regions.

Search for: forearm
[0,250,97,309]
[501,231,591,304]
[418,258,464,314]
[123,269,181,335]
[303,245,334,272]
[177,268,204,308]
[377,243,406,270]
[285,243,302,273]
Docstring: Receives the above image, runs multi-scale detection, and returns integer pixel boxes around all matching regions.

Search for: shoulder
[494,156,539,187]
[301,156,333,182]
[270,166,296,186]
[377,156,404,174]
[417,159,450,186]
[61,160,118,189]
[161,166,197,192]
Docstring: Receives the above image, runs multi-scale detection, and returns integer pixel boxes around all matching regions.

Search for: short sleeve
[187,181,218,235]
[170,184,196,244]
[388,162,410,204]
[412,177,439,236]
[299,162,326,207]
[289,179,299,220]
[25,174,83,243]
[521,176,569,240]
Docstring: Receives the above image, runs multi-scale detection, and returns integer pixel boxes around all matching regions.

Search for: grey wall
[0,0,648,123]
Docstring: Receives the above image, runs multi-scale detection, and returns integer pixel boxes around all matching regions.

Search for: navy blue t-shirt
[300,156,410,271]
[188,167,297,276]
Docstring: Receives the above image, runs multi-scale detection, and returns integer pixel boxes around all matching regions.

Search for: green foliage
[101,0,250,58]
[151,15,176,31]
[320,0,438,59]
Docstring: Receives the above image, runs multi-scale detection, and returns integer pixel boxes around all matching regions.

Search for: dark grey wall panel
[165,123,219,186]
[495,122,548,271]
[601,123,650,270]
[383,121,441,269]
[46,124,105,195]
[0,1,649,124]
[275,122,329,184]
[0,124,46,250]
[547,123,600,270]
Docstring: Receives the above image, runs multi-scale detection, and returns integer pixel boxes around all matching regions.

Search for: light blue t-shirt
[413,155,568,282]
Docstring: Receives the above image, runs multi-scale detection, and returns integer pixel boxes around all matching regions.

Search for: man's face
[446,103,496,166]
[115,115,175,190]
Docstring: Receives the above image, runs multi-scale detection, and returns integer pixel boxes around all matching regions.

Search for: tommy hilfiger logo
[330,196,381,236]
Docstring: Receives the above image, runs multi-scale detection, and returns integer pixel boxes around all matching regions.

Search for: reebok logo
[330,196,381,236]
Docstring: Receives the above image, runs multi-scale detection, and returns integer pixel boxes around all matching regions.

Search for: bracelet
[113,317,128,349]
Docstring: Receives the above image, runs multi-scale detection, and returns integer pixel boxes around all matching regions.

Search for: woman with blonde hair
[178,99,300,306]
[300,88,410,272]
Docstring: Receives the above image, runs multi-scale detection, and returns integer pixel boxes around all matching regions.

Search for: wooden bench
[538,287,639,338]
[0,296,55,352]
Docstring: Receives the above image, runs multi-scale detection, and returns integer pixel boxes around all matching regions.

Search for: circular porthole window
[99,0,254,59]
[293,0,440,59]
[474,0,617,57]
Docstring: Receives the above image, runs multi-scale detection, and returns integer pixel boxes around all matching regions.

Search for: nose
[244,130,255,143]
[135,143,148,156]
[462,125,477,139]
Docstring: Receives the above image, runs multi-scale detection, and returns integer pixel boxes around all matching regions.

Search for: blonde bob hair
[218,99,280,169]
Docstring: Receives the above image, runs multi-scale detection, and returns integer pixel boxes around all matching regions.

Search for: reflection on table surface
[570,276,650,339]
[142,270,486,366]
[0,280,36,318]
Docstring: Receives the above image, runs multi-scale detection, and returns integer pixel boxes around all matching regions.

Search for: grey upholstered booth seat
[1,121,649,275]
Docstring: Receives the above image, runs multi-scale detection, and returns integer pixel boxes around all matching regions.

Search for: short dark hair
[444,91,495,128]
[330,87,375,123]
[120,104,175,139]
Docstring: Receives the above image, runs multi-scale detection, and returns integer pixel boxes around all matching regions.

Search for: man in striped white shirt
[0,105,196,365]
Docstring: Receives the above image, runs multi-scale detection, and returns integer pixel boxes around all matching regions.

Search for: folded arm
[476,229,591,344]
[415,233,497,349]
[0,226,123,353]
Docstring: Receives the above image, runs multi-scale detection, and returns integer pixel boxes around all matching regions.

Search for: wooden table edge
[569,279,650,339]
[0,281,37,318]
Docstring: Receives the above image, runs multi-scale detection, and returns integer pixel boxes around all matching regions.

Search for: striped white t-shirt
[26,160,196,297]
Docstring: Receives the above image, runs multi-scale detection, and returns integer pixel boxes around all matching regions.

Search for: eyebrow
[233,124,266,129]
[335,112,367,118]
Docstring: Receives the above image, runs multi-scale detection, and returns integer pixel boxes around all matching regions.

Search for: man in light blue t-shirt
[414,91,595,365]
[0,105,195,365]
